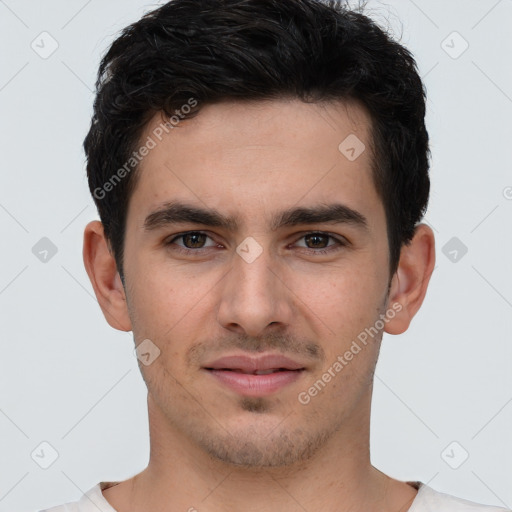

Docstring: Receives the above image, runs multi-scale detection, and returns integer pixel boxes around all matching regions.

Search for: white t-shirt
[38,480,511,512]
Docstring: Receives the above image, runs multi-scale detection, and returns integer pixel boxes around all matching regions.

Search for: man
[40,0,509,511]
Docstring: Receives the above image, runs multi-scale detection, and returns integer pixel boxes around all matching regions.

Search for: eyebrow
[143,200,369,233]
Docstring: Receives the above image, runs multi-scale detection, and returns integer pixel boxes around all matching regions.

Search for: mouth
[204,367,304,375]
[202,353,306,396]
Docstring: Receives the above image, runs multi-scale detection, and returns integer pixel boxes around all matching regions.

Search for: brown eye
[304,233,330,249]
[181,232,208,248]
[293,232,346,255]
[166,231,217,252]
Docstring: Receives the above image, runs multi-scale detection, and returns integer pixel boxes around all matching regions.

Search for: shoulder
[410,482,511,512]
[38,505,76,512]
[37,481,119,512]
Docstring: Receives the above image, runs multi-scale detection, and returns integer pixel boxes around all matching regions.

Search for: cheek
[128,253,205,316]
[291,262,386,328]
[126,269,182,341]
[126,266,219,365]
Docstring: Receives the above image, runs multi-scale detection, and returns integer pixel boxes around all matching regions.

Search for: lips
[203,353,306,397]
[203,354,305,373]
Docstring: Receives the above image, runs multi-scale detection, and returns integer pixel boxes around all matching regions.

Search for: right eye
[165,231,220,253]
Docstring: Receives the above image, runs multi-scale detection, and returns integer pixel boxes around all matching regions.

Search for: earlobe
[384,223,436,335]
[82,220,132,332]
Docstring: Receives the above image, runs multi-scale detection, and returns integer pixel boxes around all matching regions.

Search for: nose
[216,243,294,338]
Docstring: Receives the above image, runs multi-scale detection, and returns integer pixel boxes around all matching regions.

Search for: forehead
[126,98,382,231]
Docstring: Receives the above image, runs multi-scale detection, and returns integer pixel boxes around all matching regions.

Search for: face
[119,98,395,467]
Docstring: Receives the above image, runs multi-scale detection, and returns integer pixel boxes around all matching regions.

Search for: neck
[103,390,417,512]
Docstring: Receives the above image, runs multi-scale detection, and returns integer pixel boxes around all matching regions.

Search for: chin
[196,421,334,468]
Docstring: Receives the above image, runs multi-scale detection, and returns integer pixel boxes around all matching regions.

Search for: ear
[82,220,132,332]
[384,223,435,335]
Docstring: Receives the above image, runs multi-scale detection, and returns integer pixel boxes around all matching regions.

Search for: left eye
[294,232,340,250]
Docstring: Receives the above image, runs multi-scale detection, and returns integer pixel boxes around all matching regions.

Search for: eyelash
[165,231,347,256]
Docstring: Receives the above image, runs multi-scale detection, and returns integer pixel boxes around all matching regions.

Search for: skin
[83,98,435,512]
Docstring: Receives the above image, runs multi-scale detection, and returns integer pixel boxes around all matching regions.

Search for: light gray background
[0,1,511,511]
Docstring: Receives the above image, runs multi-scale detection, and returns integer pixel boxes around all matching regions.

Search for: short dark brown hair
[84,0,430,283]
